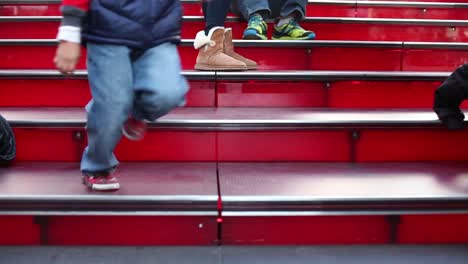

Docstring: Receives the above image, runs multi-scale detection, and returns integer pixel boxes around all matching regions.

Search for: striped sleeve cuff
[57,26,81,43]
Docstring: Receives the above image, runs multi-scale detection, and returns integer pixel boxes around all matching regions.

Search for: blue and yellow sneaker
[272,20,316,40]
[242,14,268,40]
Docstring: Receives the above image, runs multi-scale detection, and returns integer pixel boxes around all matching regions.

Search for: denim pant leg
[234,0,271,20]
[269,0,307,19]
[202,0,231,33]
[132,43,189,122]
[80,43,134,173]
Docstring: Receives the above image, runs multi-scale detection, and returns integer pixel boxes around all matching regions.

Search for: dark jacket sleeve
[433,64,468,130]
[60,0,90,28]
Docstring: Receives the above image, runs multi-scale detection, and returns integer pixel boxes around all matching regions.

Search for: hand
[54,41,81,75]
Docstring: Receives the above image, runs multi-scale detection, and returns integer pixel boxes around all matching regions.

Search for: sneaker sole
[271,36,316,40]
[243,34,267,40]
[195,64,248,71]
[92,183,120,191]
[82,177,120,191]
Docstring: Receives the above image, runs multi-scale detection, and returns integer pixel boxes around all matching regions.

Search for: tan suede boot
[194,27,247,71]
[223,28,258,70]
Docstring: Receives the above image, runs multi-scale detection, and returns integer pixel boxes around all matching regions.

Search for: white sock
[277,16,294,27]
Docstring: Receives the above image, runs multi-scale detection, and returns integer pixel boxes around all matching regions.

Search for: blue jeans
[203,0,231,33]
[81,42,189,173]
[233,0,307,20]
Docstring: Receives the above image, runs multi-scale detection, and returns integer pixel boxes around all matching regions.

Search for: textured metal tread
[0,162,218,215]
[0,107,452,129]
[0,69,451,81]
[219,162,468,215]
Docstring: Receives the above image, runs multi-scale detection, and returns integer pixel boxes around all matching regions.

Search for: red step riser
[398,214,468,244]
[220,80,466,108]
[15,128,468,162]
[357,7,468,20]
[357,129,468,162]
[222,214,468,245]
[14,129,82,162]
[328,80,446,108]
[402,49,468,71]
[222,216,390,245]
[0,4,349,17]
[13,129,350,162]
[116,131,217,161]
[0,216,40,245]
[2,45,466,71]
[0,216,217,245]
[309,47,402,71]
[0,46,396,71]
[217,131,350,161]
[3,214,468,245]
[0,46,87,70]
[218,81,327,107]
[307,5,356,17]
[0,79,215,107]
[13,128,217,162]
[0,4,386,19]
[0,3,204,16]
[46,216,217,245]
[8,79,468,109]
[309,23,467,42]
[4,4,468,20]
[2,21,468,42]
[0,4,61,16]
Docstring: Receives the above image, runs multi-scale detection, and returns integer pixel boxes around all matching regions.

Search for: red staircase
[1,0,468,249]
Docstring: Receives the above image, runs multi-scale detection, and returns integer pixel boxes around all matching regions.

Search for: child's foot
[122,117,147,141]
[243,14,268,40]
[272,20,316,40]
[82,174,120,191]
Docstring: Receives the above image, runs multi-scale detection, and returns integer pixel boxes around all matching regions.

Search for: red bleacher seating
[1,0,468,247]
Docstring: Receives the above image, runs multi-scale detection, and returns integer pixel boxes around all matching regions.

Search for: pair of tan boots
[194,27,258,71]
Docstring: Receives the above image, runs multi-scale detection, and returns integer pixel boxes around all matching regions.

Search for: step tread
[1,107,448,128]
[1,162,467,215]
[219,162,468,214]
[0,162,218,214]
[0,69,451,80]
[1,245,468,264]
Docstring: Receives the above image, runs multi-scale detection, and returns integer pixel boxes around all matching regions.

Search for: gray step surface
[1,107,450,129]
[219,162,468,215]
[2,162,468,215]
[1,245,468,264]
[0,162,218,215]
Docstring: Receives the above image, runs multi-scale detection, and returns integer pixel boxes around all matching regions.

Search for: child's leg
[274,0,307,20]
[132,43,189,122]
[235,0,271,20]
[234,0,269,40]
[80,43,134,173]
[202,0,231,34]
[269,0,315,40]
[196,0,248,71]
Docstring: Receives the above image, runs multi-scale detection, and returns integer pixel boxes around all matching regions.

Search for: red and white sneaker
[122,117,147,141]
[82,174,120,191]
